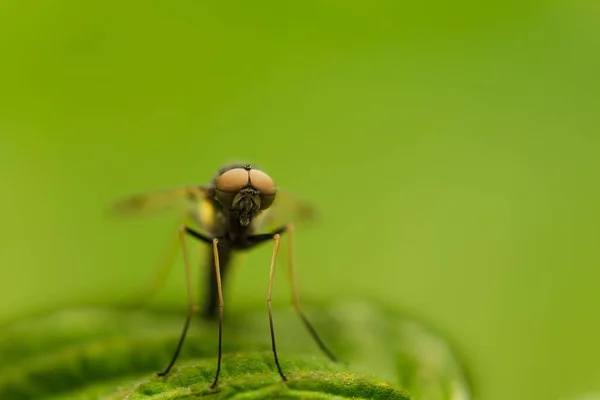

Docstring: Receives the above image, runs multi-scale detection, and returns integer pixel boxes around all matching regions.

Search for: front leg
[242,225,287,249]
[184,226,213,244]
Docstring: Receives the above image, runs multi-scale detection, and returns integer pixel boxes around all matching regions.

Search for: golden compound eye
[249,169,276,196]
[215,168,250,193]
[259,194,275,210]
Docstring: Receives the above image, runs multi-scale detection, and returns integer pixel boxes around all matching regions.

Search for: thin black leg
[158,311,193,376]
[157,226,214,378]
[209,238,225,389]
[242,225,287,249]
[185,226,213,244]
[285,224,339,363]
[297,311,338,362]
[266,233,287,381]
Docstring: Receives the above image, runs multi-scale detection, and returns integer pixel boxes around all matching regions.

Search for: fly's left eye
[248,169,276,210]
[259,193,275,210]
[248,169,275,195]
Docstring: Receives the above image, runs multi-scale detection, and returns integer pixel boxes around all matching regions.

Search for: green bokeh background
[1,2,598,400]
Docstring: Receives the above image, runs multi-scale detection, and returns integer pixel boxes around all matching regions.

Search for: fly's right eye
[214,190,237,208]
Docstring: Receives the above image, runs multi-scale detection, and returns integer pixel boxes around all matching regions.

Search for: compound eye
[259,193,276,210]
[249,169,276,195]
[214,190,236,208]
[215,168,249,193]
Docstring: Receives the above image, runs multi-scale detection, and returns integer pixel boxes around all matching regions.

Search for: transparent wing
[110,185,211,217]
[254,189,318,232]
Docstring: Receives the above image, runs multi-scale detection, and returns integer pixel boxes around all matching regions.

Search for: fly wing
[253,189,318,233]
[110,185,211,218]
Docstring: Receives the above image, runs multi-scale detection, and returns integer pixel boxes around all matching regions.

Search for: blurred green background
[1,1,599,400]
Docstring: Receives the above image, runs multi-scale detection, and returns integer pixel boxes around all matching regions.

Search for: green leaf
[0,300,470,399]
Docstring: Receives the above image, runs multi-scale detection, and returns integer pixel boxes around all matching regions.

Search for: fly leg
[285,224,338,362]
[244,228,287,381]
[208,237,224,389]
[127,216,188,309]
[180,227,226,389]
[245,225,338,382]
[267,233,287,381]
[157,227,214,379]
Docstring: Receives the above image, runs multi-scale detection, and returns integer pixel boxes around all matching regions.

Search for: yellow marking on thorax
[199,198,216,232]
